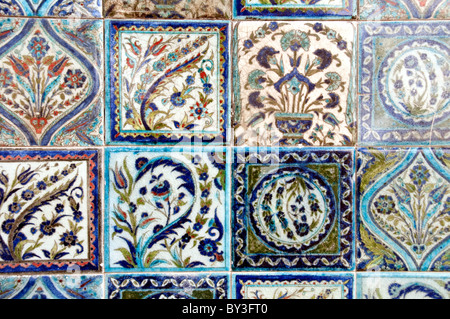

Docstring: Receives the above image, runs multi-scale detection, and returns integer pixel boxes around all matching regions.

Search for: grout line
[0,2,448,300]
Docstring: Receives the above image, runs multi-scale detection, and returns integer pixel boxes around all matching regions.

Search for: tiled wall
[0,0,448,299]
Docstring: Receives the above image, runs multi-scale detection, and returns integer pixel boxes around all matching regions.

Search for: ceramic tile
[0,18,104,147]
[233,273,354,299]
[233,21,356,147]
[0,275,103,299]
[105,147,229,272]
[358,21,450,146]
[0,0,102,18]
[0,149,101,273]
[104,0,231,19]
[234,0,356,19]
[359,0,449,20]
[106,20,230,146]
[357,273,450,299]
[232,147,354,271]
[357,147,450,271]
[107,273,229,299]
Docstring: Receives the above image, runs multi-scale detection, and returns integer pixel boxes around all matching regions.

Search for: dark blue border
[107,20,230,145]
[231,147,355,271]
[234,0,355,18]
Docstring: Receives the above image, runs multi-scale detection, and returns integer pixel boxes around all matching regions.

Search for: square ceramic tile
[0,18,104,146]
[106,20,230,146]
[359,0,449,20]
[0,149,101,273]
[357,148,450,271]
[234,0,356,19]
[0,275,103,299]
[358,21,450,146]
[105,147,229,272]
[357,273,450,299]
[107,274,229,299]
[0,0,102,18]
[232,147,354,271]
[233,273,354,299]
[233,21,356,147]
[104,0,231,19]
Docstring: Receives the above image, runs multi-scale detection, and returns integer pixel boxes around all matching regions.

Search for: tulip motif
[8,55,29,78]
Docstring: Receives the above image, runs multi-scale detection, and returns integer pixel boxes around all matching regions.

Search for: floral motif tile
[357,148,450,271]
[106,20,230,146]
[358,21,450,146]
[0,18,104,147]
[105,147,229,272]
[0,0,102,18]
[232,148,354,270]
[233,21,356,147]
[357,273,450,299]
[233,273,354,299]
[0,275,103,299]
[0,149,101,273]
[234,0,356,19]
[104,0,231,19]
[359,0,449,20]
[107,274,229,299]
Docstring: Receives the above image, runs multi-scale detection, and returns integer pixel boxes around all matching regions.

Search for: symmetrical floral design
[0,18,103,146]
[359,21,450,145]
[234,21,356,147]
[357,273,450,299]
[234,274,353,299]
[234,0,355,18]
[359,0,449,20]
[0,149,100,273]
[0,275,103,299]
[357,148,450,271]
[232,148,354,270]
[106,20,229,145]
[104,0,231,19]
[0,0,102,18]
[107,274,229,299]
[106,148,228,272]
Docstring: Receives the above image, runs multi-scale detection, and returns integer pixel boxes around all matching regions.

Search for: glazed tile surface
[359,0,449,20]
[104,0,231,19]
[358,21,450,146]
[0,149,101,273]
[107,274,229,299]
[233,21,356,147]
[357,148,450,271]
[357,273,450,299]
[232,148,354,270]
[0,18,104,146]
[233,273,354,299]
[234,0,356,19]
[105,147,229,272]
[0,0,102,18]
[106,20,230,145]
[0,275,103,299]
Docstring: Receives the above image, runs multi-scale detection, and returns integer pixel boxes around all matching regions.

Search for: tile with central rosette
[232,147,354,271]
